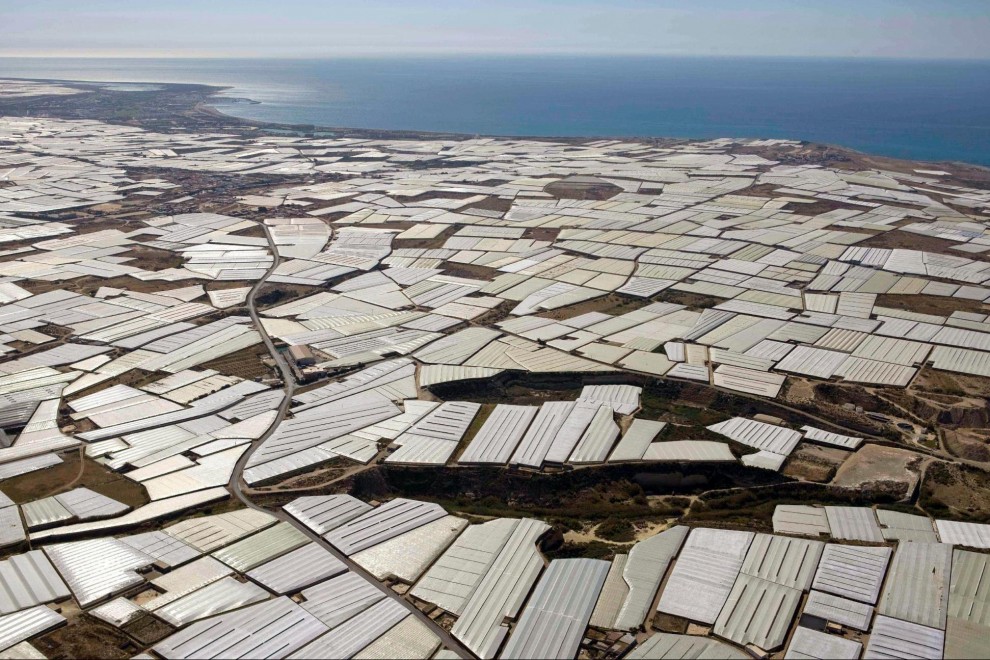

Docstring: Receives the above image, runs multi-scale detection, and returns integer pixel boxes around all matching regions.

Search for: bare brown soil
[524,227,560,242]
[394,225,459,250]
[544,176,622,201]
[832,444,921,496]
[653,613,690,634]
[463,196,511,213]
[35,612,136,660]
[1,450,148,508]
[876,293,989,317]
[122,614,174,646]
[921,461,990,521]
[535,293,647,320]
[654,290,725,311]
[782,444,847,483]
[911,368,990,397]
[943,429,990,463]
[260,457,355,489]
[17,274,208,297]
[200,346,275,380]
[231,222,266,238]
[439,262,499,281]
[124,245,186,270]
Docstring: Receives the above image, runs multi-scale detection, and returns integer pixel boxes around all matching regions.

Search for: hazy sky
[3,0,989,59]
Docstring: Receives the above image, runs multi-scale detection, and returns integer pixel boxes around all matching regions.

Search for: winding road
[224,217,980,660]
[227,222,473,659]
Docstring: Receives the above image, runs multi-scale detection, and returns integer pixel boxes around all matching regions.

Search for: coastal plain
[0,78,987,659]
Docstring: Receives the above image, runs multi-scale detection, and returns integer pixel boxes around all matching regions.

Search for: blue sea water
[1,56,989,166]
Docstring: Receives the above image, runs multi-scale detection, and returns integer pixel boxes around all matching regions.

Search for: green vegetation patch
[595,519,636,542]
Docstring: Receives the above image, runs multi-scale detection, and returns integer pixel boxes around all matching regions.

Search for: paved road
[228,223,473,659]
[224,220,973,659]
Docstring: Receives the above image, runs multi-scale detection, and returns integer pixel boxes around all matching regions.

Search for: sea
[2,56,989,166]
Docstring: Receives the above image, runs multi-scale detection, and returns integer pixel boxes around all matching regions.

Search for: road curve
[228,222,473,659]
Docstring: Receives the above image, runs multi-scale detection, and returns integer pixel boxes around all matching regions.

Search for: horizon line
[3,52,990,63]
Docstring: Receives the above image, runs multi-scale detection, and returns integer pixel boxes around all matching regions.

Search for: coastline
[2,75,990,181]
